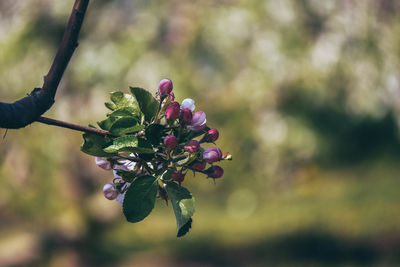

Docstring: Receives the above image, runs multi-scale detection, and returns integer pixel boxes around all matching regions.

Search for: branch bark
[0,0,90,129]
[37,116,113,136]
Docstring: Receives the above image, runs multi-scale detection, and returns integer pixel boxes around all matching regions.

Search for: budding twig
[152,96,165,124]
[37,116,113,136]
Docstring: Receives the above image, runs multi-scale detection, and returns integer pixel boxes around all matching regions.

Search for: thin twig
[37,116,113,136]
[152,97,164,124]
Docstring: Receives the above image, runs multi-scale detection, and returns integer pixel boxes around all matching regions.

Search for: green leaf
[165,182,195,237]
[130,87,158,122]
[115,170,138,183]
[106,91,141,113]
[105,102,117,111]
[160,168,174,182]
[81,133,115,157]
[104,136,154,154]
[145,124,165,146]
[136,138,154,154]
[123,175,158,223]
[109,117,145,135]
[108,107,141,119]
[97,117,117,131]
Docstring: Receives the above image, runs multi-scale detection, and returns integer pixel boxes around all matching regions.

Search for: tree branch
[0,0,90,129]
[36,116,113,136]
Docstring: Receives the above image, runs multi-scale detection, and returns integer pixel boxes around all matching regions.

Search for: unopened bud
[158,78,173,96]
[181,98,195,111]
[185,140,200,153]
[164,135,178,149]
[103,183,118,200]
[95,157,111,170]
[165,102,180,121]
[172,172,185,183]
[203,128,219,143]
[205,165,224,178]
[180,108,193,123]
[188,111,207,132]
[191,161,206,171]
[202,147,222,163]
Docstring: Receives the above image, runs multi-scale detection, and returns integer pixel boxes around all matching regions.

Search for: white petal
[113,159,136,171]
[121,182,131,191]
[113,170,122,179]
[192,111,206,126]
[116,193,125,204]
[95,157,111,170]
[181,98,195,111]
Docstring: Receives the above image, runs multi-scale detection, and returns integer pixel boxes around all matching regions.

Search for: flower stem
[152,96,165,124]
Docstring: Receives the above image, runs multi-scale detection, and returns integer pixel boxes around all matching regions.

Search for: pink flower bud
[103,183,118,200]
[158,78,173,96]
[202,147,222,163]
[188,111,207,132]
[95,157,111,170]
[191,161,206,171]
[170,92,175,101]
[185,140,200,153]
[180,108,193,123]
[164,135,178,149]
[165,102,180,121]
[203,128,219,143]
[181,98,195,111]
[206,165,224,178]
[172,172,185,183]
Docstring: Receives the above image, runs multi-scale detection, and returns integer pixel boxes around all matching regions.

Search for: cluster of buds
[93,78,231,205]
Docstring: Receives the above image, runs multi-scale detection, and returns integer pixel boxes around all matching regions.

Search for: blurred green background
[1,0,400,266]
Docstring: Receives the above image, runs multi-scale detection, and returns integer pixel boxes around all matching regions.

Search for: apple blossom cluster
[81,78,231,237]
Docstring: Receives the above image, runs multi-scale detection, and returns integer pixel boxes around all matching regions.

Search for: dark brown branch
[0,0,90,129]
[37,116,112,136]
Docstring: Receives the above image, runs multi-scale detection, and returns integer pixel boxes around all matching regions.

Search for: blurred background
[1,0,400,266]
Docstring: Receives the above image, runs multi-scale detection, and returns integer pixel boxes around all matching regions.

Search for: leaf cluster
[80,87,196,237]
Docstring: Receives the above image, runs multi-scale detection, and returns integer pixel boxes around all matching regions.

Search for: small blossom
[202,128,219,143]
[206,165,224,178]
[191,161,206,171]
[95,157,111,170]
[202,147,222,163]
[116,192,126,204]
[165,102,180,121]
[172,172,185,183]
[103,183,118,200]
[113,170,122,180]
[185,140,200,153]
[181,98,195,111]
[188,111,207,132]
[180,108,193,123]
[223,152,232,160]
[113,159,136,171]
[164,135,178,149]
[158,78,173,96]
